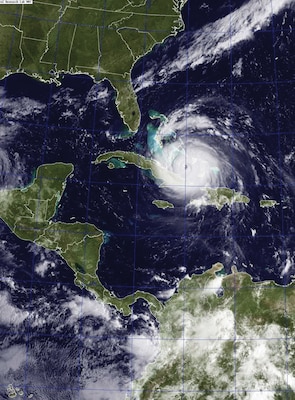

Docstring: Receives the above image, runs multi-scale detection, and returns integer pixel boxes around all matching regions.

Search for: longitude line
[0,7,21,248]
[182,0,191,398]
[0,3,25,394]
[22,1,67,397]
[129,0,151,397]
[228,1,238,398]
[269,0,289,398]
[77,0,108,397]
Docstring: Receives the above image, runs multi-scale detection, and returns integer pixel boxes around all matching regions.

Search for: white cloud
[174,0,292,72]
[65,295,110,319]
[0,124,20,144]
[186,196,207,211]
[2,277,17,290]
[127,335,159,376]
[280,250,294,277]
[0,94,45,120]
[0,291,29,326]
[232,57,243,77]
[204,275,223,293]
[0,345,27,372]
[151,274,170,284]
[235,338,286,391]
[184,308,235,340]
[86,84,110,104]
[156,288,176,300]
[0,147,25,187]
[35,260,55,277]
[132,270,291,398]
[81,377,130,400]
[134,68,156,93]
[135,0,293,91]
[62,295,124,330]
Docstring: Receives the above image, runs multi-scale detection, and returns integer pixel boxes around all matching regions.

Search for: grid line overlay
[72,0,110,397]
[1,115,295,138]
[1,170,295,191]
[128,1,150,396]
[0,6,293,33]
[19,1,69,398]
[3,216,295,242]
[1,5,34,400]
[181,1,191,396]
[228,1,238,398]
[270,0,289,398]
[0,0,294,399]
[1,70,295,87]
[0,3,27,398]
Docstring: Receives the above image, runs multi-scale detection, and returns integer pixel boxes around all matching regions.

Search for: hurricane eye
[152,127,223,199]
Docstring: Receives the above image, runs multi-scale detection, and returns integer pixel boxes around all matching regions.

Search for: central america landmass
[0,162,163,316]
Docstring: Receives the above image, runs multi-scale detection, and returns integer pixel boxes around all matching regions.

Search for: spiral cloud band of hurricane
[149,99,264,204]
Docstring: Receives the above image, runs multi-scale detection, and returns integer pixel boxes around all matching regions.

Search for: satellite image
[0,0,295,399]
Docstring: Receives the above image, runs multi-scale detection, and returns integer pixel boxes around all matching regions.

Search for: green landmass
[94,150,159,172]
[152,199,174,209]
[260,199,279,208]
[0,0,187,132]
[0,163,162,316]
[205,187,250,210]
[147,110,176,155]
[129,263,295,399]
[93,150,181,184]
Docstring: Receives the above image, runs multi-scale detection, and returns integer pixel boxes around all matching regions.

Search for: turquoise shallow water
[147,110,176,157]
